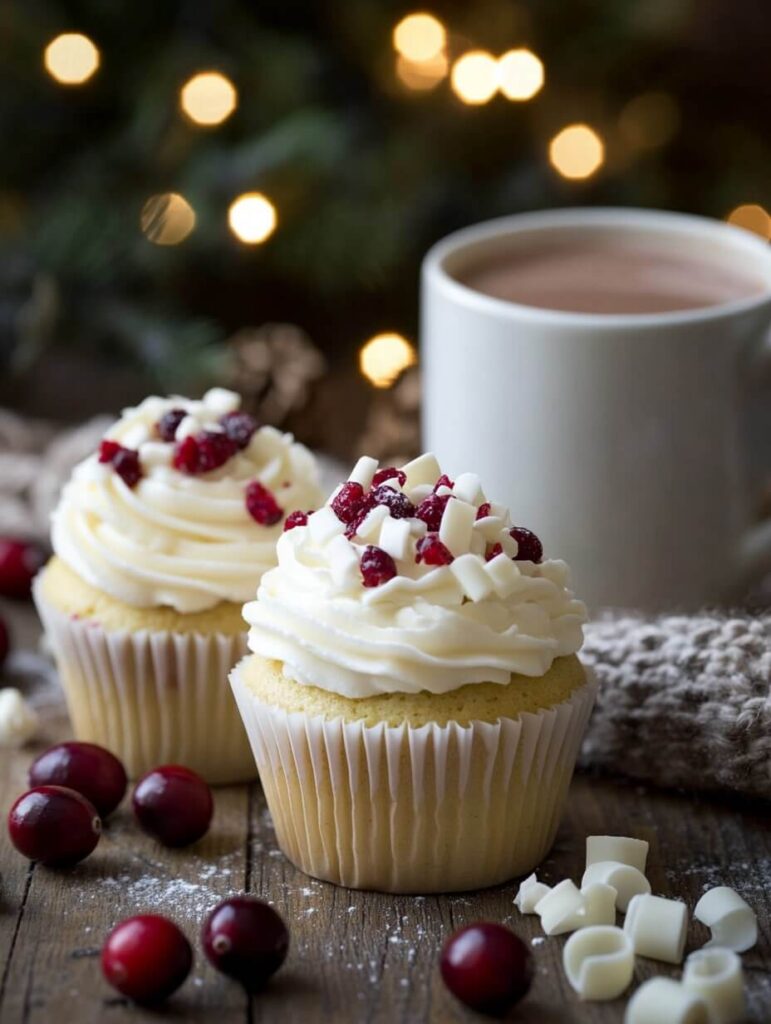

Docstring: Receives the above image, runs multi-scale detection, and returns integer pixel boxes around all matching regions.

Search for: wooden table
[1,602,769,1023]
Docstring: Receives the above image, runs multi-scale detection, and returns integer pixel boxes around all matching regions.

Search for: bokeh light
[396,51,448,91]
[44,33,100,85]
[392,13,446,63]
[548,124,605,180]
[498,49,544,101]
[726,204,771,239]
[180,71,238,126]
[140,193,196,246]
[359,333,417,388]
[619,92,680,150]
[228,192,277,244]
[451,51,499,105]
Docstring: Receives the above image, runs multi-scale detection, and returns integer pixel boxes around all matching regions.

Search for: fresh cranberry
[245,482,284,526]
[133,765,213,847]
[360,545,397,587]
[220,411,259,450]
[29,742,127,818]
[155,408,187,442]
[370,485,416,519]
[202,896,289,991]
[433,474,454,492]
[416,534,454,566]
[510,527,543,563]
[476,502,491,520]
[0,539,45,600]
[440,922,532,1016]
[331,481,367,524]
[0,615,9,668]
[8,785,101,866]
[416,493,451,532]
[485,542,503,561]
[98,440,142,488]
[172,432,237,475]
[372,467,407,488]
[283,510,310,531]
[102,915,192,1004]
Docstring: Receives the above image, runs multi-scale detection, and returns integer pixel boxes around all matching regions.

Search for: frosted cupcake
[230,453,592,892]
[34,388,322,783]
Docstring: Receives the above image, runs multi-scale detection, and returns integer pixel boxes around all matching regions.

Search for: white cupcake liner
[230,660,596,893]
[34,582,254,784]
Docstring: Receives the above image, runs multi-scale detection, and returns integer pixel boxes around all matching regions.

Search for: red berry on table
[202,896,289,991]
[0,615,9,669]
[416,493,451,532]
[509,527,543,563]
[7,785,101,866]
[155,408,186,442]
[0,539,46,600]
[102,914,192,1004]
[29,742,127,818]
[360,545,397,587]
[372,466,407,488]
[283,510,310,531]
[370,485,416,519]
[415,534,454,566]
[219,411,259,450]
[133,765,213,847]
[440,922,533,1016]
[331,481,367,524]
[245,481,284,526]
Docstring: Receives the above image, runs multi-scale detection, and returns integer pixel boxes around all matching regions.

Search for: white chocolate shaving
[0,689,39,748]
[348,456,378,489]
[308,506,345,545]
[401,452,441,489]
[378,517,412,562]
[624,893,688,964]
[325,534,360,587]
[582,861,651,913]
[449,553,494,602]
[587,835,649,874]
[624,978,709,1024]
[355,504,389,541]
[580,882,619,927]
[203,386,241,416]
[514,874,551,913]
[683,948,745,1024]
[536,879,585,935]
[438,498,476,554]
[473,515,505,541]
[485,553,522,599]
[693,887,757,954]
[563,925,635,1001]
[451,472,482,504]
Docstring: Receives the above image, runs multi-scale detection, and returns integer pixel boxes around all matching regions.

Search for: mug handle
[737,331,771,583]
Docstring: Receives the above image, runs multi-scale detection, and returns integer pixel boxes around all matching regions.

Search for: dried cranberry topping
[415,534,454,566]
[220,411,259,450]
[433,474,454,492]
[331,481,367,524]
[344,494,377,538]
[283,510,310,531]
[155,408,186,442]
[485,542,503,561]
[173,431,238,475]
[99,440,142,488]
[476,502,491,520]
[510,527,543,563]
[416,493,451,532]
[372,467,406,488]
[360,545,397,588]
[245,482,284,526]
[98,440,121,464]
[370,485,415,519]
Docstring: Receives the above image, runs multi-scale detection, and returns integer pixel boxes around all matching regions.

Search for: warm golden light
[44,33,100,85]
[498,48,544,101]
[726,204,771,240]
[180,71,238,126]
[359,333,417,388]
[549,124,605,180]
[396,51,448,91]
[228,192,277,244]
[619,92,680,150]
[450,51,499,105]
[393,13,446,63]
[140,193,196,246]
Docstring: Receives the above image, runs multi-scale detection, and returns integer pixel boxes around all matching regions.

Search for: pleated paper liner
[34,581,254,784]
[231,660,596,893]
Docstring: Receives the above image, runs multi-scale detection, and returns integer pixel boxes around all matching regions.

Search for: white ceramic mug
[421,208,771,610]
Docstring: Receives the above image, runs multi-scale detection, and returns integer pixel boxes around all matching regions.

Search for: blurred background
[1,0,770,511]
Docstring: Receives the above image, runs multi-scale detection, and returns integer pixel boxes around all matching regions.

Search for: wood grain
[0,601,769,1022]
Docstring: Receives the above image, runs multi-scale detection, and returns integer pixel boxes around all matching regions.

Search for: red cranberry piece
[155,408,187,442]
[440,922,533,1016]
[29,742,127,818]
[98,439,121,463]
[220,411,259,450]
[476,502,491,520]
[370,485,416,520]
[8,785,101,866]
[433,474,454,492]
[510,527,543,563]
[416,534,454,566]
[416,493,451,532]
[283,510,309,531]
[133,765,213,847]
[98,440,142,488]
[331,481,367,524]
[202,896,289,991]
[344,494,377,539]
[485,542,503,562]
[0,615,8,668]
[102,914,192,1004]
[0,539,45,600]
[172,431,238,475]
[245,482,284,526]
[360,545,397,588]
[372,466,407,488]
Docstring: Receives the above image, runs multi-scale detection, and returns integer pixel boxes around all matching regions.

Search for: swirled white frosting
[244,453,587,698]
[52,389,322,613]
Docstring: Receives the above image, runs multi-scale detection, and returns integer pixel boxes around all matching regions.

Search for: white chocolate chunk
[683,948,745,1024]
[580,882,619,927]
[514,874,551,914]
[587,835,649,874]
[473,515,505,541]
[401,452,441,490]
[624,893,688,964]
[139,441,172,468]
[452,472,482,504]
[348,456,378,489]
[582,861,651,913]
[625,978,709,1024]
[325,534,360,586]
[563,926,634,1001]
[536,879,585,935]
[410,484,433,502]
[121,423,151,449]
[203,387,241,415]
[355,504,389,541]
[439,499,476,555]
[0,689,39,748]
[175,414,202,441]
[693,887,757,953]
[485,553,522,598]
[449,553,494,602]
[308,506,345,545]
[378,517,412,562]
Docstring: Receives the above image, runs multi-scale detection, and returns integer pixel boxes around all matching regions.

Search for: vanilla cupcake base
[230,655,596,893]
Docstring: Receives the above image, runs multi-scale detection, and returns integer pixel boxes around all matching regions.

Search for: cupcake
[34,388,322,783]
[230,453,592,892]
